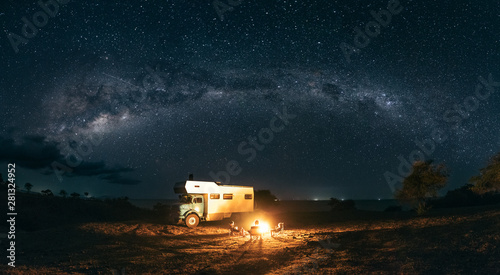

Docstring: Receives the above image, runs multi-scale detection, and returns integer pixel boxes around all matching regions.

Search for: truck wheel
[185,214,199,228]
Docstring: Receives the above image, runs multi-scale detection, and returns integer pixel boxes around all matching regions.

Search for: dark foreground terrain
[1,201,500,274]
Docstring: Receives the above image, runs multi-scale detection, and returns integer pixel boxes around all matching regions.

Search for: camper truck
[174,180,254,228]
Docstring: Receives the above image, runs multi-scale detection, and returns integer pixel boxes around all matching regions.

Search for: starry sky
[0,0,499,200]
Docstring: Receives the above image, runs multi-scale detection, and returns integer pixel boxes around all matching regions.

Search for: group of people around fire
[229,219,284,238]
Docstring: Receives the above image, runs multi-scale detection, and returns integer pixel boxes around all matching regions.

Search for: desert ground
[2,202,500,274]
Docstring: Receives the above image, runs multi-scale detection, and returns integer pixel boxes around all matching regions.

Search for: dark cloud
[70,161,134,177]
[0,135,62,169]
[99,173,141,185]
[356,97,378,115]
[322,83,343,101]
[0,135,140,185]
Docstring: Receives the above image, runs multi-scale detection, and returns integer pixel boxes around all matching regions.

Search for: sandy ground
[2,204,500,274]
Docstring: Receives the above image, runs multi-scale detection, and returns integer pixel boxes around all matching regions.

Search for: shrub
[329,198,356,211]
[384,205,402,212]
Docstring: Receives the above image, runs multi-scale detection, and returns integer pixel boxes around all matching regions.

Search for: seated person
[271,222,284,236]
[229,221,245,235]
[249,219,261,238]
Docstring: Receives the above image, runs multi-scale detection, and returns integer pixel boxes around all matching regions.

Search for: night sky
[0,0,499,200]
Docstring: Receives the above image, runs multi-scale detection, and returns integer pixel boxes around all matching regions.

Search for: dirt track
[2,205,500,274]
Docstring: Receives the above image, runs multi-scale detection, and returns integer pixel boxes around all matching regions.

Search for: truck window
[210,194,220,199]
[195,197,202,203]
[245,194,252,199]
[180,195,191,203]
[223,194,233,200]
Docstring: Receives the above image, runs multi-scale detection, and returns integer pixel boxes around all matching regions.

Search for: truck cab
[179,194,205,227]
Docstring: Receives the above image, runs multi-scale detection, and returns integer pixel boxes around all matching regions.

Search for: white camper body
[174,180,254,227]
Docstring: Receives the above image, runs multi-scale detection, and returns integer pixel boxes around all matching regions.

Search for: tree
[470,152,500,194]
[70,192,81,199]
[59,189,68,198]
[395,160,448,215]
[328,197,356,211]
[84,192,89,198]
[25,182,33,193]
[41,189,54,196]
[153,202,171,216]
[254,190,278,209]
